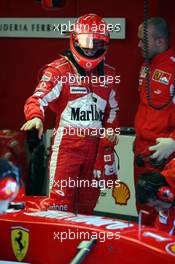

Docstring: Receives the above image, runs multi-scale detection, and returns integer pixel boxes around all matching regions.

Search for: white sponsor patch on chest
[153,89,162,94]
[152,69,172,85]
[70,86,88,94]
[140,66,149,78]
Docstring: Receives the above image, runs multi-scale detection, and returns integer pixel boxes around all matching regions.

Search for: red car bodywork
[0,203,175,264]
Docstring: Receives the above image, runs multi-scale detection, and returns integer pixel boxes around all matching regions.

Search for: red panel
[0,0,76,130]
[0,209,175,263]
[158,0,175,48]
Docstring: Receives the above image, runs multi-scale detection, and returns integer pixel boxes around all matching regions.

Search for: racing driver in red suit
[21,14,119,215]
[134,17,175,225]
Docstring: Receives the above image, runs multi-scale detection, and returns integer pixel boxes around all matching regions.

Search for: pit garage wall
[1,0,173,130]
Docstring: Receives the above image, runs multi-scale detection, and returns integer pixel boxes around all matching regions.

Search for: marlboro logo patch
[152,69,172,85]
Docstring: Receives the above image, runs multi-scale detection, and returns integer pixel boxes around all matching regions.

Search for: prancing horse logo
[11,226,29,261]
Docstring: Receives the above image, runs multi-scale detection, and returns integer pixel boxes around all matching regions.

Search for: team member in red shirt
[134,17,175,225]
[137,158,175,235]
[21,14,119,214]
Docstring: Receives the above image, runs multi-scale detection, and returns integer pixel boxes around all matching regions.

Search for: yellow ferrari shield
[11,226,29,261]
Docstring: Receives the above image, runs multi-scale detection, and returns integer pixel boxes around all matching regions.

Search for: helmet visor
[75,34,108,57]
[77,34,108,49]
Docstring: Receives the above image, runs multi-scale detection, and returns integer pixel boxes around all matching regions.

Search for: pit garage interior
[0,0,175,263]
